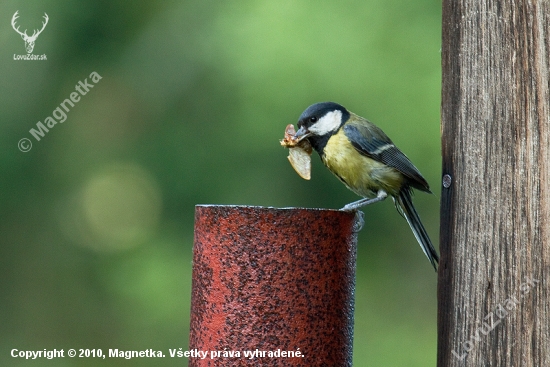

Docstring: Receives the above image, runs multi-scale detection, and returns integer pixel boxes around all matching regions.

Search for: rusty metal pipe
[189,205,360,366]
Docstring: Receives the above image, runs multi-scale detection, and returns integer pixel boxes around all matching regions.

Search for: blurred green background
[1,0,441,365]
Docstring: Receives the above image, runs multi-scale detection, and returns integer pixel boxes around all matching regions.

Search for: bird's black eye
[309,117,318,123]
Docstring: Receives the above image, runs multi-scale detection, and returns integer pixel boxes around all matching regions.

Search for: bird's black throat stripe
[307,133,333,157]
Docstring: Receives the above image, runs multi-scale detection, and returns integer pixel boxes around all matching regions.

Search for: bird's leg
[341,190,388,211]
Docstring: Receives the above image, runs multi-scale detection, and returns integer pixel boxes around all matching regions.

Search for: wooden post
[439,1,549,366]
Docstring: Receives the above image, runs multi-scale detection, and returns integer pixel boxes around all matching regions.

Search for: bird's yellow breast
[322,130,404,197]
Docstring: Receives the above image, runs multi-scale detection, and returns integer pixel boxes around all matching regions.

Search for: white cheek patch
[309,110,342,135]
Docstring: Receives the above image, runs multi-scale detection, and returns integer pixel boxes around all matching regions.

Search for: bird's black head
[294,102,350,154]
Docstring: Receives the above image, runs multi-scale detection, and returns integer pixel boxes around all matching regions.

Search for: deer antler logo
[11,11,49,54]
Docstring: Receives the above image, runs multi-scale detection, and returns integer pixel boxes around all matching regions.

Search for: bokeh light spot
[80,163,161,251]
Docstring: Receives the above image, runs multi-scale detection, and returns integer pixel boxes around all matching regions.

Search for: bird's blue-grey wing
[343,122,430,192]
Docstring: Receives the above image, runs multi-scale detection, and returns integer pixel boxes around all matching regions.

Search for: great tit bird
[293,102,439,270]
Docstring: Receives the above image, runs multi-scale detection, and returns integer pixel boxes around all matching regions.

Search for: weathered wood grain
[439,1,549,366]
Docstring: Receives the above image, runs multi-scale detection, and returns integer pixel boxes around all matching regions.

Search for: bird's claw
[352,210,364,232]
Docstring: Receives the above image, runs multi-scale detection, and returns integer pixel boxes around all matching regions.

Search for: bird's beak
[294,126,312,142]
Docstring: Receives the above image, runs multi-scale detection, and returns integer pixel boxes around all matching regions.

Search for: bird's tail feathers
[395,187,439,271]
